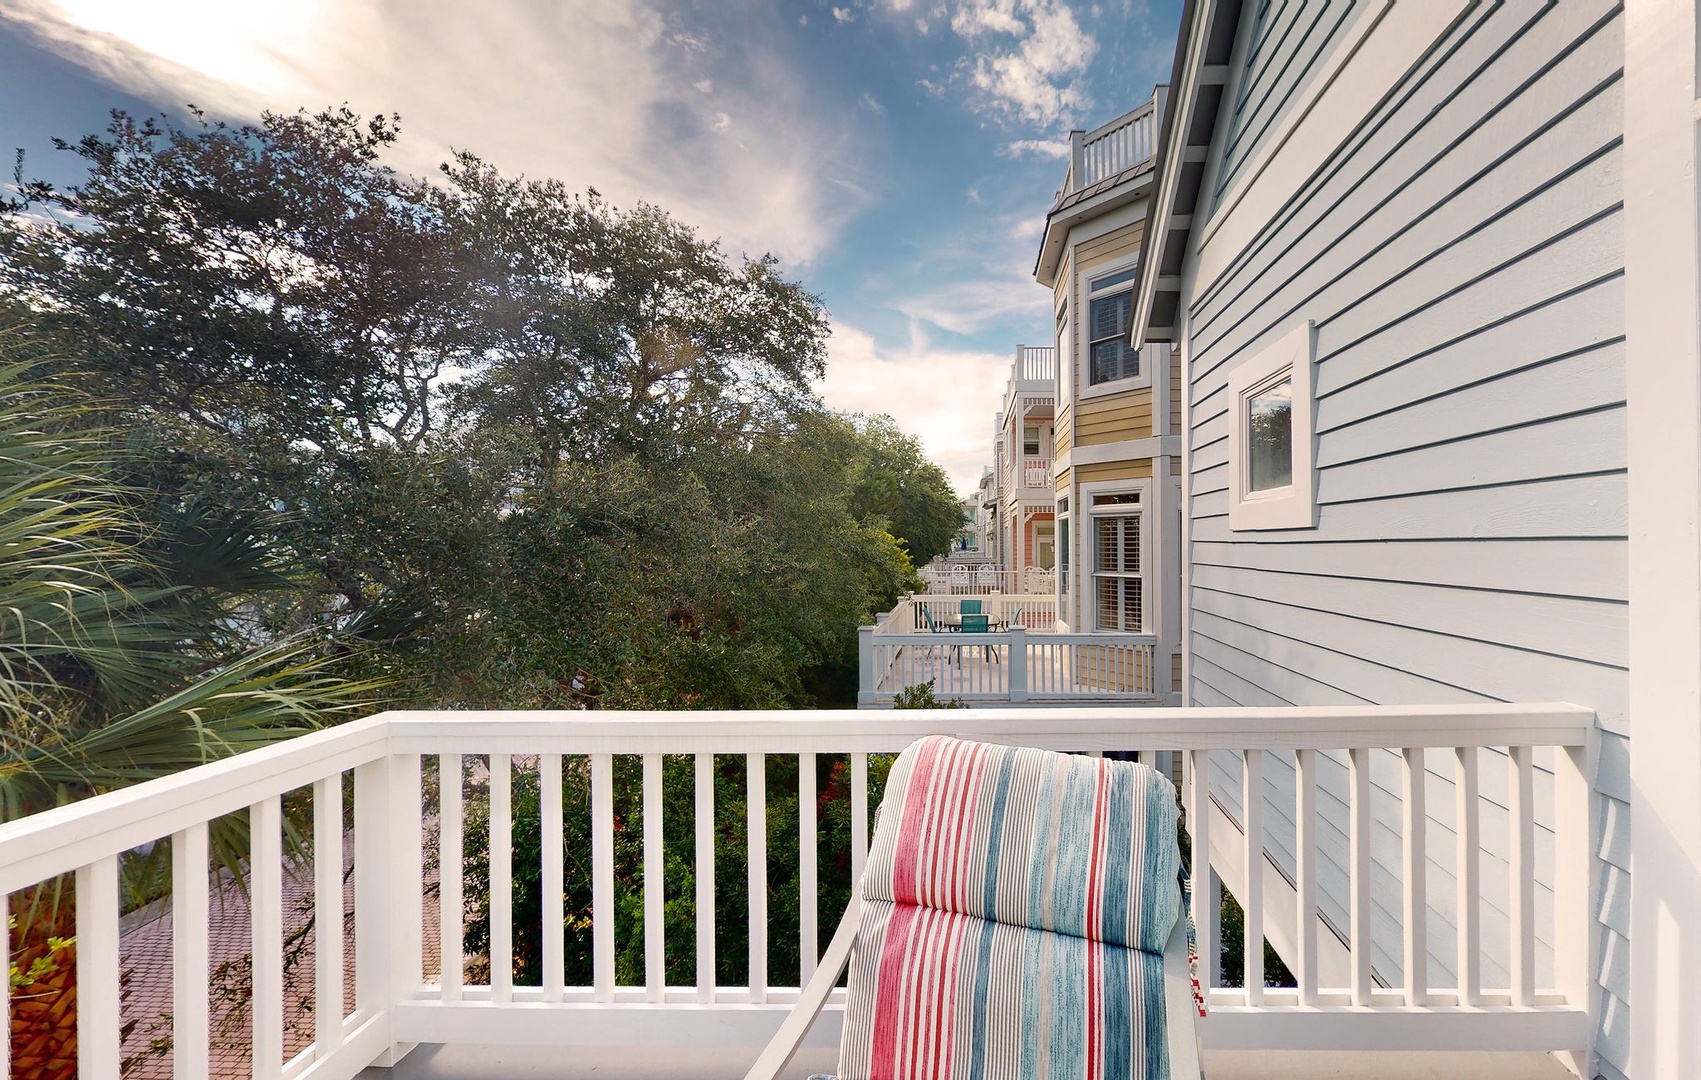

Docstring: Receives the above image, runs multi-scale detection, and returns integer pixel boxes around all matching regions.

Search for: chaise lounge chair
[744,734,1203,1080]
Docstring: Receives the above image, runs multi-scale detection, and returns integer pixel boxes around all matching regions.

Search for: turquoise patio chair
[955,612,996,665]
[959,599,982,615]
[743,735,1203,1080]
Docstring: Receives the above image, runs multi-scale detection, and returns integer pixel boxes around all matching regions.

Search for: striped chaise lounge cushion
[833,735,1183,1080]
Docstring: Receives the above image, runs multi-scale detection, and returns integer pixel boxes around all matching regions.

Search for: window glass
[1023,426,1040,456]
[1247,377,1294,492]
[1089,289,1139,384]
[1092,513,1142,631]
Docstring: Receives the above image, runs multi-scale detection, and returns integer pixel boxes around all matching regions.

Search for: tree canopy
[0,106,958,710]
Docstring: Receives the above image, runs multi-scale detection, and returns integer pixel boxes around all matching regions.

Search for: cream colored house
[1034,89,1181,691]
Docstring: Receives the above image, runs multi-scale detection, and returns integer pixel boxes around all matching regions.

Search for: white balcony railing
[877,593,1057,634]
[1017,345,1057,384]
[860,626,1163,703]
[0,705,1598,1078]
[1060,94,1161,198]
[1023,458,1051,488]
[917,567,1055,594]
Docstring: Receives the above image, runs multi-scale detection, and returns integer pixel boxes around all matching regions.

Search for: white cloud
[0,0,872,266]
[1003,137,1070,158]
[916,17,931,33]
[893,274,1050,336]
[833,6,855,23]
[711,111,732,132]
[694,78,714,94]
[947,0,1096,126]
[817,322,1009,493]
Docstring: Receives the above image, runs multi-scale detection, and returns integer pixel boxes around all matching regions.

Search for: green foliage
[0,107,935,712]
[889,680,968,710]
[837,415,964,566]
[6,916,70,991]
[0,343,383,934]
[460,753,896,988]
[1216,882,1297,989]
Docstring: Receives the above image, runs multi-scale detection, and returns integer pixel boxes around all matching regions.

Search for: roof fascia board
[1130,0,1235,347]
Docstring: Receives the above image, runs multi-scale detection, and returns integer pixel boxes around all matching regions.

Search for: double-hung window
[1088,268,1140,385]
[1092,493,1143,631]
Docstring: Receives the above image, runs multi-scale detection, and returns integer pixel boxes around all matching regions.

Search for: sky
[0,0,1182,492]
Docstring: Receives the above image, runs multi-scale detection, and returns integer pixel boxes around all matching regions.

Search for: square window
[1228,323,1316,531]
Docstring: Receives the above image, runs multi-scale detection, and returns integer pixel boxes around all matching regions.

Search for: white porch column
[1624,3,1701,1077]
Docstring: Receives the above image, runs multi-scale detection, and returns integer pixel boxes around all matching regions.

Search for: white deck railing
[876,593,1057,634]
[917,567,1055,594]
[0,705,1599,1079]
[1016,345,1057,384]
[860,627,1163,703]
[1061,95,1161,197]
[1022,458,1051,488]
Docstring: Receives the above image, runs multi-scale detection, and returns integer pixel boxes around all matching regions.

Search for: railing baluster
[541,753,565,1002]
[1349,747,1372,1005]
[643,753,664,1002]
[252,795,284,1080]
[1295,748,1319,1004]
[435,759,461,1005]
[1455,746,1481,1006]
[695,753,716,1002]
[851,753,870,888]
[1186,748,1214,1002]
[76,855,121,1078]
[173,820,211,1078]
[489,753,513,1001]
[1403,747,1428,1006]
[393,755,424,1010]
[592,753,616,1001]
[1508,745,1535,1006]
[799,752,819,983]
[1243,748,1264,1004]
[747,754,768,1003]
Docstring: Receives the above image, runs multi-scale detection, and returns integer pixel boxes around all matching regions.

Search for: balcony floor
[359,1045,1577,1079]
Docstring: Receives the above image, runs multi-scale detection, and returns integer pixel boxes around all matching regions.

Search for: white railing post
[1554,735,1600,1078]
[353,752,419,1067]
[1008,626,1028,703]
[173,821,211,1078]
[858,626,876,706]
[1068,129,1086,193]
[76,856,121,1080]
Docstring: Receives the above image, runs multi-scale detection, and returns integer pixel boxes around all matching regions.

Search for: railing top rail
[1083,98,1157,146]
[379,703,1595,750]
[0,702,1596,893]
[0,715,390,894]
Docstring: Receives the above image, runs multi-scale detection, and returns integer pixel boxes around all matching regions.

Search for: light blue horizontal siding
[1183,1,1627,1071]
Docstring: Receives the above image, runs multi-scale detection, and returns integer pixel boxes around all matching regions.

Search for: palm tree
[0,336,384,1078]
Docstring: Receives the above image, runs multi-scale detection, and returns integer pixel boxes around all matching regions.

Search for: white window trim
[1228,321,1317,531]
[1080,477,1152,633]
[1076,252,1153,399]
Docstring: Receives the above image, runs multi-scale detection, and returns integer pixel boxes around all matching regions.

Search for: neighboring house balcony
[2,705,1595,1080]
[859,593,1162,707]
[915,565,1051,595]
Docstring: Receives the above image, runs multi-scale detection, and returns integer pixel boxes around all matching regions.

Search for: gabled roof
[1130,0,1246,345]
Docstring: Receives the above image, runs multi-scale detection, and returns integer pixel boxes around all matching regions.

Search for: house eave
[1033,164,1158,288]
[1130,0,1244,347]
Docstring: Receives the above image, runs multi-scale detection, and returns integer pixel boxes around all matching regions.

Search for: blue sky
[0,0,1181,491]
